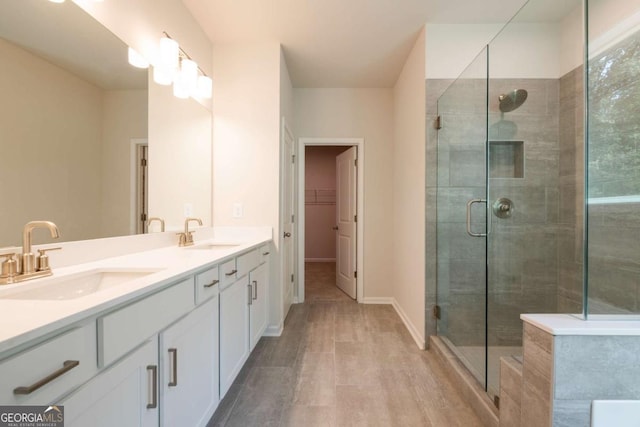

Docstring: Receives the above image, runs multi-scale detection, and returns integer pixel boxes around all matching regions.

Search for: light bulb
[180,59,198,95]
[158,37,179,69]
[153,65,174,86]
[196,75,212,98]
[173,74,190,99]
[48,0,65,3]
[128,47,149,69]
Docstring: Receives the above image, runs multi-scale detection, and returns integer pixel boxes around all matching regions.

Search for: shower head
[499,89,528,113]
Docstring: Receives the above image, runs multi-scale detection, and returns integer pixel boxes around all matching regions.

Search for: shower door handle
[466,199,487,237]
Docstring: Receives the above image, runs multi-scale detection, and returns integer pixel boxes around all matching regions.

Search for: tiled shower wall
[426,74,585,346]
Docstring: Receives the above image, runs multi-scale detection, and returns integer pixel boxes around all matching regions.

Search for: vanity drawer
[237,249,259,278]
[98,278,194,367]
[195,266,219,304]
[0,323,97,405]
[219,259,237,289]
[259,244,270,265]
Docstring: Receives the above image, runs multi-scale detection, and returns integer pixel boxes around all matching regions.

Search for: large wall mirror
[0,0,212,248]
[0,0,147,246]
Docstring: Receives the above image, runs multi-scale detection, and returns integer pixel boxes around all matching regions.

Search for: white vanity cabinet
[219,275,251,397]
[249,262,268,350]
[160,297,219,427]
[0,323,97,406]
[219,247,270,397]
[0,239,272,426]
[61,339,159,427]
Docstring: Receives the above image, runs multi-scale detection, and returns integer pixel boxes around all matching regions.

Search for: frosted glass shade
[196,76,212,98]
[127,47,149,69]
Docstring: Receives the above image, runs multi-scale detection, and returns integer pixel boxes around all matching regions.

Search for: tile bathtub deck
[207,262,483,427]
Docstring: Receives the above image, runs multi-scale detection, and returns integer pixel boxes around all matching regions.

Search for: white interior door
[282,121,295,317]
[336,147,357,299]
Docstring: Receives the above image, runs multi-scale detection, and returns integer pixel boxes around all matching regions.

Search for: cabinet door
[60,339,159,427]
[160,297,219,427]
[249,263,269,350]
[219,276,250,397]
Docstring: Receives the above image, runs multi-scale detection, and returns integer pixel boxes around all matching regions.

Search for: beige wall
[213,42,284,329]
[392,29,426,346]
[101,90,148,237]
[0,38,103,246]
[294,88,394,299]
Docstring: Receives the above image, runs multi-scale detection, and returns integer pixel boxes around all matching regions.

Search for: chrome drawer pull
[14,360,80,395]
[146,365,158,408]
[262,252,270,256]
[248,284,253,305]
[168,348,178,387]
[204,279,219,288]
[252,280,258,300]
[225,269,237,276]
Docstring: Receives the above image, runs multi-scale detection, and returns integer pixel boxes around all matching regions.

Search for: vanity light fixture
[155,32,213,99]
[173,58,198,98]
[48,0,65,3]
[127,47,149,69]
[153,36,179,85]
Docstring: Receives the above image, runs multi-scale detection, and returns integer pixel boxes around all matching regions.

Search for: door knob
[283,232,291,238]
[332,226,339,230]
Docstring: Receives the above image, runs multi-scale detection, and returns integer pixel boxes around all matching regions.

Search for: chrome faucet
[147,217,165,232]
[177,218,202,247]
[0,221,61,285]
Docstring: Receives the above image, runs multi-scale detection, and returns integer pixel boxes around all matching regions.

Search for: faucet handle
[0,253,18,279]
[37,247,62,256]
[36,247,61,272]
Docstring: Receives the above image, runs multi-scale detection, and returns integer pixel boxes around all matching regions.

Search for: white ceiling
[182,0,542,88]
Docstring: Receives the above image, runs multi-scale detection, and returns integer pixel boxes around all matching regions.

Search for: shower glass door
[436,47,489,389]
[484,0,584,399]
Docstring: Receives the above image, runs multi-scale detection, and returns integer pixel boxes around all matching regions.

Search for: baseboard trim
[263,324,283,337]
[361,297,425,350]
[304,258,336,262]
[361,297,394,304]
[391,299,426,350]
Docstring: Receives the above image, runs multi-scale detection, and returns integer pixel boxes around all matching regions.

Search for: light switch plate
[233,203,243,218]
[184,203,193,217]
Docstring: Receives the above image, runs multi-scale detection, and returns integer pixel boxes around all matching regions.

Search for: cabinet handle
[13,360,79,395]
[146,365,158,409]
[262,252,270,256]
[248,284,253,305]
[204,279,219,288]
[168,348,178,387]
[225,269,237,277]
[252,280,258,300]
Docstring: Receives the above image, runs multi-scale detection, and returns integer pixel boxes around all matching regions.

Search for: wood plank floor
[207,262,483,427]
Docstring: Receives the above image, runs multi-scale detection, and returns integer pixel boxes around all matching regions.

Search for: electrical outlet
[233,203,243,218]
[184,203,193,217]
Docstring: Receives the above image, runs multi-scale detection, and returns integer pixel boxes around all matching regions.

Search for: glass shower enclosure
[435,0,586,399]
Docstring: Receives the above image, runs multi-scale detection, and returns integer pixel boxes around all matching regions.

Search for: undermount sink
[186,243,241,250]
[0,268,162,301]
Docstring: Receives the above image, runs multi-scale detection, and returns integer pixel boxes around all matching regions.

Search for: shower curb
[430,336,499,427]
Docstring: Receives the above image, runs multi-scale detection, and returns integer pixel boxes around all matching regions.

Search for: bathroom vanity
[0,228,271,427]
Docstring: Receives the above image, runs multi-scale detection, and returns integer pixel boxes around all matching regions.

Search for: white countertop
[0,227,271,355]
[521,314,640,336]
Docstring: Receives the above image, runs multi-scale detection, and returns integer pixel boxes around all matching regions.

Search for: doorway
[296,138,365,304]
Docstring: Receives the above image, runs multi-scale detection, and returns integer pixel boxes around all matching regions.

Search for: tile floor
[207,262,483,426]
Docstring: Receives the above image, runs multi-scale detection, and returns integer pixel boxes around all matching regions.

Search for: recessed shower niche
[489,140,524,179]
